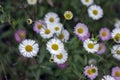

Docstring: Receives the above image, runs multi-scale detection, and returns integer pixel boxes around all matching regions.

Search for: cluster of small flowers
[80,0,103,20]
[15,11,74,66]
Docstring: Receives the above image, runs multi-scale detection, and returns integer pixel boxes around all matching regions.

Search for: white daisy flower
[57,29,70,42]
[18,39,39,58]
[44,12,60,24]
[48,23,63,34]
[47,38,64,55]
[27,0,37,5]
[54,50,68,64]
[83,39,99,53]
[40,27,54,39]
[88,5,103,20]
[112,28,120,43]
[114,20,120,28]
[81,0,94,6]
[101,75,115,80]
[111,44,120,60]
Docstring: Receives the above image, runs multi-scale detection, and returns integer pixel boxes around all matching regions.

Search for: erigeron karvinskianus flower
[46,38,64,55]
[18,39,39,58]
[111,66,120,80]
[64,11,73,20]
[83,39,99,53]
[81,0,94,6]
[111,44,120,60]
[44,12,60,24]
[96,43,106,55]
[111,28,120,43]
[84,65,98,80]
[88,5,103,20]
[27,0,37,5]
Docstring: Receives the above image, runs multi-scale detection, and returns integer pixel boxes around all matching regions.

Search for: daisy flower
[54,50,68,64]
[111,28,120,43]
[81,0,94,6]
[88,5,103,20]
[96,43,106,55]
[111,44,120,60]
[111,66,120,80]
[74,23,89,37]
[18,39,39,58]
[46,38,64,54]
[40,27,54,39]
[101,75,115,80]
[44,12,60,24]
[99,27,111,41]
[33,20,45,33]
[50,23,63,34]
[27,0,37,5]
[83,39,99,53]
[114,20,120,28]
[14,29,26,43]
[57,29,70,42]
[84,65,98,80]
[64,11,73,20]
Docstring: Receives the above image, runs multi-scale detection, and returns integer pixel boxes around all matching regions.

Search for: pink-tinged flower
[99,27,111,41]
[74,23,89,37]
[33,20,46,33]
[78,32,90,41]
[111,66,120,80]
[14,29,26,43]
[57,62,68,69]
[96,43,106,55]
[84,65,98,80]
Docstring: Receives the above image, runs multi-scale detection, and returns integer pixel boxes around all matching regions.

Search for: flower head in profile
[84,65,98,80]
[111,66,120,80]
[27,0,37,5]
[57,61,68,69]
[99,27,111,41]
[64,11,73,20]
[101,75,115,80]
[88,5,103,20]
[81,0,94,6]
[14,29,26,43]
[111,44,120,60]
[114,20,120,28]
[96,43,106,55]
[18,39,39,58]
[78,32,90,41]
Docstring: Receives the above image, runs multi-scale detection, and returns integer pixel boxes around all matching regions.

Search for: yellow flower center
[77,27,84,34]
[85,0,89,2]
[64,11,73,20]
[45,29,50,34]
[88,43,94,49]
[25,45,33,52]
[49,17,54,22]
[87,69,92,75]
[91,68,96,73]
[51,44,59,50]
[19,32,25,39]
[37,24,43,30]
[56,53,63,59]
[98,46,102,51]
[55,27,60,31]
[117,50,120,55]
[114,33,120,42]
[59,34,64,39]
[93,10,98,15]
[115,71,120,77]
[102,31,107,37]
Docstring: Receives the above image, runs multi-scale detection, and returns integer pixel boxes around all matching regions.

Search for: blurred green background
[0,0,120,80]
